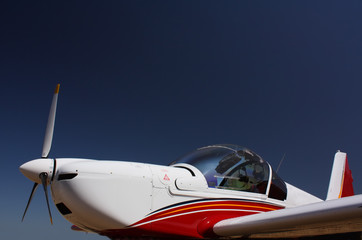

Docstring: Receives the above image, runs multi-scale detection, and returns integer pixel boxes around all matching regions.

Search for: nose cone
[20,159,54,184]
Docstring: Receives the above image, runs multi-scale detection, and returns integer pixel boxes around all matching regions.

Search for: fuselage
[48,155,321,239]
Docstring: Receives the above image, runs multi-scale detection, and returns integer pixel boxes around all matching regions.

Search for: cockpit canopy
[170,144,287,201]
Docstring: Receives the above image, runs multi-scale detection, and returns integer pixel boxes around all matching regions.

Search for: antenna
[276,153,286,173]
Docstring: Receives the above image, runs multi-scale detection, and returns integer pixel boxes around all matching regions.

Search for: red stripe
[132,200,282,226]
[99,200,284,239]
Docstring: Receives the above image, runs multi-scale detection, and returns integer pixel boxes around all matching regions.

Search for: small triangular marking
[163,174,170,181]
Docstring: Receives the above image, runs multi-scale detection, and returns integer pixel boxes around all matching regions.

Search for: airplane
[20,84,362,240]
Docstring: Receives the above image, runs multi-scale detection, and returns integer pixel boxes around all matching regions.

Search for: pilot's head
[253,164,264,179]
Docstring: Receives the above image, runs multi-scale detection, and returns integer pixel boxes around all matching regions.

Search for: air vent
[56,202,72,215]
[58,173,78,181]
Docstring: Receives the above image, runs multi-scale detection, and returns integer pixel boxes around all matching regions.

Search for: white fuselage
[49,158,321,234]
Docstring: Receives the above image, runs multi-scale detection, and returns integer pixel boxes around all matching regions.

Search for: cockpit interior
[170,144,287,201]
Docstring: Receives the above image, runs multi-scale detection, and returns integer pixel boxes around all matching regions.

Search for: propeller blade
[40,172,53,225]
[42,84,60,158]
[22,182,39,222]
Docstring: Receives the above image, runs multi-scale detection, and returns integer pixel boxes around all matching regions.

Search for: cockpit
[170,144,287,201]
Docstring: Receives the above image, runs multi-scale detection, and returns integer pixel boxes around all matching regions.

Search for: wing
[213,195,362,238]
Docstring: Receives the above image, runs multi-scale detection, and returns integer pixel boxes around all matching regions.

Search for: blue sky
[2,1,362,239]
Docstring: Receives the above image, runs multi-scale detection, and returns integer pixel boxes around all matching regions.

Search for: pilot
[251,164,265,183]
[249,163,266,193]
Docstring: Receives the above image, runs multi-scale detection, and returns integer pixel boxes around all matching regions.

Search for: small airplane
[20,84,362,239]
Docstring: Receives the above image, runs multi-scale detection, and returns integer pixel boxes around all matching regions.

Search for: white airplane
[20,84,362,239]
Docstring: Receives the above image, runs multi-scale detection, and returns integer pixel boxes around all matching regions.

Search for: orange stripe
[157,203,277,217]
[338,161,346,198]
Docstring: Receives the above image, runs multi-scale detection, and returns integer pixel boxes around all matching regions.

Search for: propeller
[21,183,38,222]
[42,84,60,158]
[40,172,53,224]
[20,84,60,224]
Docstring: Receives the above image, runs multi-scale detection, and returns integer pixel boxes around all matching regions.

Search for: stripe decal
[100,199,285,239]
[132,208,262,228]
[146,197,282,216]
[157,203,276,218]
[338,162,346,198]
[129,198,283,228]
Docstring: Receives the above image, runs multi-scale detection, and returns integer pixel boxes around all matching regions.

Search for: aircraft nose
[19,159,54,184]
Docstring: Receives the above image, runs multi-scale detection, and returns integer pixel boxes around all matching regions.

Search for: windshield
[170,144,270,194]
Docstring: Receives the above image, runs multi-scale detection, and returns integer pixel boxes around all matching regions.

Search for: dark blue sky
[2,1,362,239]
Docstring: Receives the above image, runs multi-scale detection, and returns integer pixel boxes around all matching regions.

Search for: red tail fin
[340,156,354,198]
[326,151,354,200]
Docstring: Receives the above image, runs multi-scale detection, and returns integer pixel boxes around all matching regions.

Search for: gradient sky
[2,1,362,239]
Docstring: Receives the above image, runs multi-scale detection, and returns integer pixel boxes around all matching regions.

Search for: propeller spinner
[20,84,60,224]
